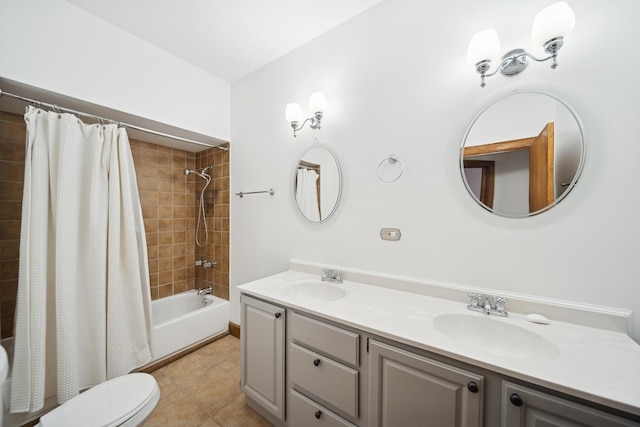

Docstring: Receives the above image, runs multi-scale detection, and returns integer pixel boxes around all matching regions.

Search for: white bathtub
[150,290,229,362]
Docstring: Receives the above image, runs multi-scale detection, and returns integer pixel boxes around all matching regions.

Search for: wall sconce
[467,1,576,87]
[285,92,327,137]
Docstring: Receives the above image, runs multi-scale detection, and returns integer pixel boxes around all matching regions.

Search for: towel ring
[377,154,404,183]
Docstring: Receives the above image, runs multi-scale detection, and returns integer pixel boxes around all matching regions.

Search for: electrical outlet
[380,228,401,241]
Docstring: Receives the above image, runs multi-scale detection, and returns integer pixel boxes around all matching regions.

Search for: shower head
[183,168,210,180]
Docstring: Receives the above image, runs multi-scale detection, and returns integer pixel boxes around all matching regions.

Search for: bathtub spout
[197,287,213,296]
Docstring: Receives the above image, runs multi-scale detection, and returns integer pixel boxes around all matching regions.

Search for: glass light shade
[466,29,501,65]
[308,92,327,113]
[531,1,576,46]
[285,103,302,123]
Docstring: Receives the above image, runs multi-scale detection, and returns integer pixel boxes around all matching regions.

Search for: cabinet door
[240,295,286,422]
[502,382,640,427]
[369,340,483,427]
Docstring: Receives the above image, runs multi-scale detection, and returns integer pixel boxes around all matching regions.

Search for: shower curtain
[10,107,152,413]
[296,168,321,221]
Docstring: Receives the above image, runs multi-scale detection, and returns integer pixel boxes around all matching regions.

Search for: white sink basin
[433,313,560,361]
[284,280,346,302]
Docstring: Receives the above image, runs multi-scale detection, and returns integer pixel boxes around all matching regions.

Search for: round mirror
[293,145,342,223]
[460,92,585,218]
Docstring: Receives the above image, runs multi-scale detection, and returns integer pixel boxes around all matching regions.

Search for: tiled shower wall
[0,111,230,339]
[194,147,230,299]
[129,140,198,299]
[0,112,25,339]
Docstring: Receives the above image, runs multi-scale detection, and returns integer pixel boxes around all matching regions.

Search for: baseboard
[138,331,229,373]
[229,321,240,338]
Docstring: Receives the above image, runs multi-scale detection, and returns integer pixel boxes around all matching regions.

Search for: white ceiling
[65,0,384,83]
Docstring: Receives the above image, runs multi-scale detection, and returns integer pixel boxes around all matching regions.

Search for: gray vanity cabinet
[368,339,484,427]
[240,295,286,423]
[239,292,640,427]
[502,382,639,427]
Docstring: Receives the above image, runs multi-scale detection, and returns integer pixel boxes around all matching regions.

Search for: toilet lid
[39,373,159,427]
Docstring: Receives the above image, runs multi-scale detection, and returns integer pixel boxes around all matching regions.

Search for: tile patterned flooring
[144,335,272,427]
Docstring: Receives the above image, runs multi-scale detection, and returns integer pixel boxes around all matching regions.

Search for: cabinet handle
[274,312,281,319]
[313,358,321,367]
[315,410,322,419]
[510,393,524,407]
[467,382,479,393]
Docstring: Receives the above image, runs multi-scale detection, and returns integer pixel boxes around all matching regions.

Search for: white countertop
[238,268,640,417]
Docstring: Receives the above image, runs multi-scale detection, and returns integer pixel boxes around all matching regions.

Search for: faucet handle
[493,296,508,312]
[467,292,483,307]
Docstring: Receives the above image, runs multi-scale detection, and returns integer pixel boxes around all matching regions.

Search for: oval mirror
[293,145,342,223]
[460,92,585,218]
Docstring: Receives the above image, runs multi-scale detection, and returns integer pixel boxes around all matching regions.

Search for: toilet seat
[38,373,160,427]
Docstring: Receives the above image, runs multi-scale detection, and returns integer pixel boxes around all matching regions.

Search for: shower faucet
[183,166,212,179]
[195,259,216,268]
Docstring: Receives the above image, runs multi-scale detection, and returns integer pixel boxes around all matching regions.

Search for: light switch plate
[380,228,401,241]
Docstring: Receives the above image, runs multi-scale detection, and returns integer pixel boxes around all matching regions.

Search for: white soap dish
[526,313,551,325]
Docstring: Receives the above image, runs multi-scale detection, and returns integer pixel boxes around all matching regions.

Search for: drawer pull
[510,393,524,407]
[313,358,321,367]
[467,381,479,393]
[274,312,281,319]
[315,410,322,419]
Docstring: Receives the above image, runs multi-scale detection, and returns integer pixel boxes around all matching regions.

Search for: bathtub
[150,290,229,362]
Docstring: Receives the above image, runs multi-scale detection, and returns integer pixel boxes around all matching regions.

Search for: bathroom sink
[283,280,346,302]
[433,313,560,361]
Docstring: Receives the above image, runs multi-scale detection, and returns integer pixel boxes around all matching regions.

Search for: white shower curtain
[11,107,152,413]
[296,168,321,221]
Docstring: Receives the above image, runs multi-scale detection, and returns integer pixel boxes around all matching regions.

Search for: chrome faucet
[483,298,493,315]
[467,293,508,317]
[321,268,343,284]
[197,287,212,296]
[195,259,216,268]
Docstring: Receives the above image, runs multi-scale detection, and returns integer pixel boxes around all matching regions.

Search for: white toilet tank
[37,373,159,427]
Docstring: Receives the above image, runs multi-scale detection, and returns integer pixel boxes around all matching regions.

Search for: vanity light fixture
[467,1,576,87]
[285,92,327,137]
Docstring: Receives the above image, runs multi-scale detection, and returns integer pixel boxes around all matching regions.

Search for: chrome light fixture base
[499,49,530,76]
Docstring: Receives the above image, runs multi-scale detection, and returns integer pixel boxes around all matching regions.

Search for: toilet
[36,372,160,427]
[0,343,159,427]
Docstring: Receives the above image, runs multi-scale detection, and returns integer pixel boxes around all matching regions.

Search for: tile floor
[144,335,272,427]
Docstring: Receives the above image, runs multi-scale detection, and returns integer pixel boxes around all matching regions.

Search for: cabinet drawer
[290,390,357,427]
[291,312,359,366]
[290,343,359,418]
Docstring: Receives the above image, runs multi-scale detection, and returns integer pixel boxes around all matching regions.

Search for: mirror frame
[460,86,587,218]
[292,142,343,224]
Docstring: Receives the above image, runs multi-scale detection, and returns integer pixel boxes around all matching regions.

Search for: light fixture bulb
[466,29,501,66]
[285,103,302,123]
[531,1,575,46]
[308,92,327,113]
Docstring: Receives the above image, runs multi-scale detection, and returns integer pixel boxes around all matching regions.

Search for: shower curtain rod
[0,89,228,152]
